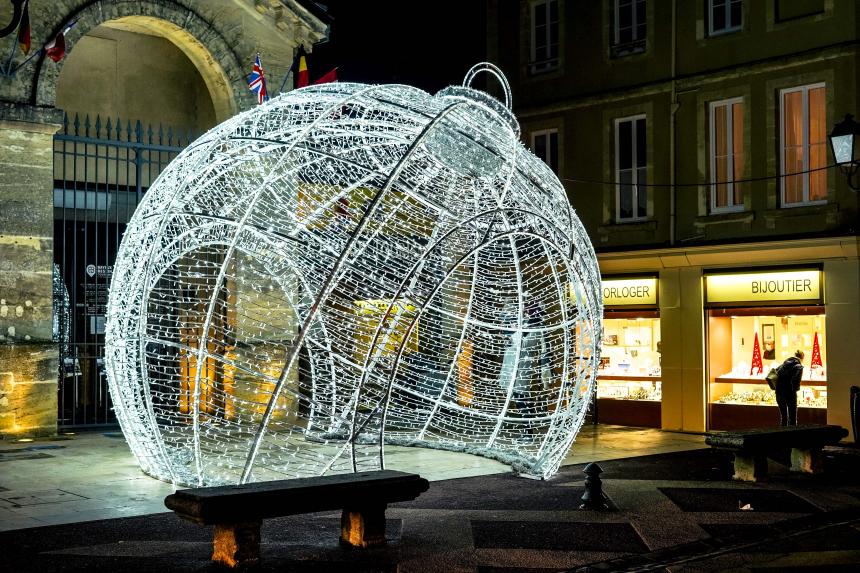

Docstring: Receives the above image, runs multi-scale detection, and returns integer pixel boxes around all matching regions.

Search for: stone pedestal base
[341,506,387,548]
[212,521,261,568]
[732,453,768,482]
[790,447,824,474]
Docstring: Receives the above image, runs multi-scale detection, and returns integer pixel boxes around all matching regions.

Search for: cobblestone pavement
[3,426,857,572]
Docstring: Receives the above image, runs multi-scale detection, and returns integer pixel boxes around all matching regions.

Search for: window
[531,0,559,73]
[708,0,742,36]
[776,0,825,23]
[612,0,646,57]
[781,84,827,206]
[532,129,559,174]
[709,98,744,212]
[615,116,647,222]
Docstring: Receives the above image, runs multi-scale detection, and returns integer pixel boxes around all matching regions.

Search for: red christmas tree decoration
[750,331,763,376]
[810,332,823,368]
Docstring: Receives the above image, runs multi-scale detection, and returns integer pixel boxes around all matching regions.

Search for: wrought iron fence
[53,112,195,427]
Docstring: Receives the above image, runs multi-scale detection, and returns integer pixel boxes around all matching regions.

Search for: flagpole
[278,70,292,94]
[3,34,17,76]
[10,46,42,75]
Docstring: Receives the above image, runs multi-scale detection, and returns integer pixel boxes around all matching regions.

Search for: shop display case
[707,310,827,430]
[597,316,661,427]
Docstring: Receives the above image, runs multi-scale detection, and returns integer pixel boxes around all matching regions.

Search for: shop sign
[601,277,658,307]
[705,269,821,304]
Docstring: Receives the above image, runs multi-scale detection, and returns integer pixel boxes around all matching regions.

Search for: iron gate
[54,113,193,427]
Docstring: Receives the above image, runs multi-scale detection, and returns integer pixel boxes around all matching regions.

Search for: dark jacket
[776,356,803,393]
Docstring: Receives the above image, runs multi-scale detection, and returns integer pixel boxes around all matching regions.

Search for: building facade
[0,0,329,437]
[488,0,860,440]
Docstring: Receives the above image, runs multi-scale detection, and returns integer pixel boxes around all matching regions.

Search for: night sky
[305,1,487,94]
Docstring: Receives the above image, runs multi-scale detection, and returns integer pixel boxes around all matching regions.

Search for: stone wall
[0,104,63,437]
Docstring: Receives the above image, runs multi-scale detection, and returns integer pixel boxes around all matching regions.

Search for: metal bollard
[579,462,609,510]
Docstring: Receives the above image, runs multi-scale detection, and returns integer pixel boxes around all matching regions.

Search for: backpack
[765,367,779,390]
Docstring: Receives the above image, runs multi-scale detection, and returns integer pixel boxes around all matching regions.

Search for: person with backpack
[774,350,804,426]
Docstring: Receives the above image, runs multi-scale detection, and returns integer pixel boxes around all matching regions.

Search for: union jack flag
[248,53,268,104]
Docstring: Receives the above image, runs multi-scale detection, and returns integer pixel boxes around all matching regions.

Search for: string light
[105,63,603,486]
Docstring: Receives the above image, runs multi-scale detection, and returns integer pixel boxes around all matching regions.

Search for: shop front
[596,276,662,428]
[705,267,827,431]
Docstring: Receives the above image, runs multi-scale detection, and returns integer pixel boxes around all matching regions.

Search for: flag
[296,46,308,88]
[17,0,30,55]
[312,67,338,85]
[749,332,762,376]
[810,332,822,368]
[46,22,75,62]
[247,53,268,104]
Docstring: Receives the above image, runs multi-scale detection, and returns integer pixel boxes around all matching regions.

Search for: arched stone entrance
[32,2,247,119]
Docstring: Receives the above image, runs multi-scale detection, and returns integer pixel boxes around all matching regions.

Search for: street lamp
[828,113,860,191]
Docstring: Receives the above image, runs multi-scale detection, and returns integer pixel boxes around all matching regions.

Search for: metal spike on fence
[126,120,133,143]
[167,126,174,147]
[73,113,80,136]
[135,120,143,144]
[158,124,164,146]
[147,123,154,145]
[105,117,112,139]
[62,112,69,135]
[95,115,102,139]
[84,114,91,137]
[115,117,121,140]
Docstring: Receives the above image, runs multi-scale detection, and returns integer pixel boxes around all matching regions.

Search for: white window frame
[779,82,827,208]
[531,128,559,173]
[708,0,742,36]
[709,97,744,214]
[614,114,647,223]
[530,0,559,73]
[613,0,646,46]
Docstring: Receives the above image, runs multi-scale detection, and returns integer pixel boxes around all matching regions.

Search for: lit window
[781,84,827,206]
[532,129,559,174]
[612,0,646,57]
[710,98,744,212]
[531,0,559,74]
[615,116,647,222]
[708,0,742,36]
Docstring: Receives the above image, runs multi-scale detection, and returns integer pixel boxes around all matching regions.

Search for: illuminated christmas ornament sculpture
[105,63,602,486]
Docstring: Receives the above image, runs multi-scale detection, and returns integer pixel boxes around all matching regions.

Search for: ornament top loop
[463,62,512,111]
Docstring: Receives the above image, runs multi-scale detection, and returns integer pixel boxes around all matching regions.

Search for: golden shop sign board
[705,270,821,304]
[601,278,658,306]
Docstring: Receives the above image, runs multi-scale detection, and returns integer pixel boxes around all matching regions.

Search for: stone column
[824,253,860,443]
[659,266,706,432]
[0,103,63,438]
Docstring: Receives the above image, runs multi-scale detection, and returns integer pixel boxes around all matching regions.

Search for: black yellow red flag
[17,0,31,55]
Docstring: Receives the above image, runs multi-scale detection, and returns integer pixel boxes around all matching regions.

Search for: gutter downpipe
[669,0,678,246]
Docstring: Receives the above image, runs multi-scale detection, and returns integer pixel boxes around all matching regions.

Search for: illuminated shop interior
[708,306,827,430]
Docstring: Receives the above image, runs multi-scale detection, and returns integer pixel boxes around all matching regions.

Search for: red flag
[749,332,763,376]
[17,1,30,55]
[312,67,338,85]
[46,22,75,62]
[810,332,823,368]
[296,47,308,88]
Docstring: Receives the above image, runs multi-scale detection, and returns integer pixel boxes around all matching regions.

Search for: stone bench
[164,469,429,568]
[705,424,848,482]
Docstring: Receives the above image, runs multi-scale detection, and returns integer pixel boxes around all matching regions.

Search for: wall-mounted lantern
[829,113,860,191]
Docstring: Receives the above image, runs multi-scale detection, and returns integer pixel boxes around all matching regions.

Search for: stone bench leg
[341,505,387,548]
[732,453,768,482]
[212,520,262,568]
[791,447,824,474]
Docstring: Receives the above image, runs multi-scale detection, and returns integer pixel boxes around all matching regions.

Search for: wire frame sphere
[105,64,602,486]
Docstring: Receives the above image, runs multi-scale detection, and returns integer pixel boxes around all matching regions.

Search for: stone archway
[32,1,248,121]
